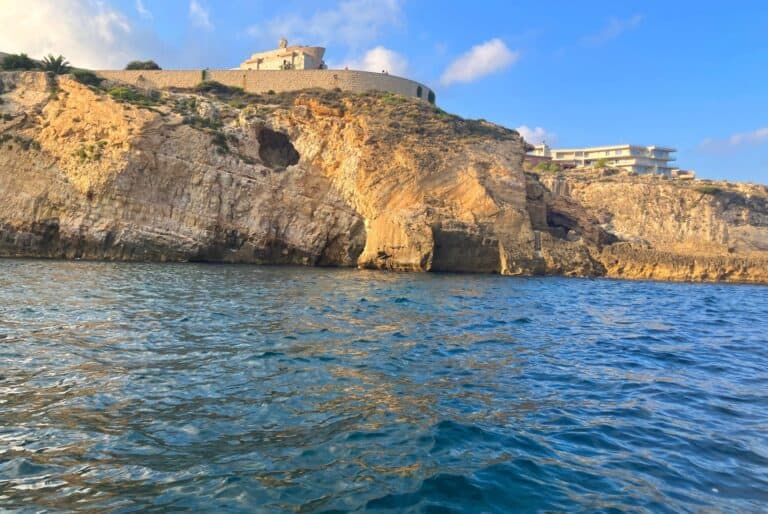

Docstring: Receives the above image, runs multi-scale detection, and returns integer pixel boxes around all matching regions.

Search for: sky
[0,0,766,183]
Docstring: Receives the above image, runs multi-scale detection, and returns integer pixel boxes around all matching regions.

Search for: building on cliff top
[528,143,694,176]
[238,39,326,71]
[95,39,435,103]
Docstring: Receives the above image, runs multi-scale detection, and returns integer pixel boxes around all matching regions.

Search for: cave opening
[257,128,300,170]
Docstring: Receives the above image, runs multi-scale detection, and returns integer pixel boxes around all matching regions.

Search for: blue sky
[1,0,766,182]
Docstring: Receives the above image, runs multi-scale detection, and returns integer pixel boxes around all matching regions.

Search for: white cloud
[700,127,768,152]
[345,46,407,75]
[248,0,402,50]
[582,14,644,46]
[440,39,519,86]
[189,0,213,31]
[135,0,152,19]
[0,0,139,69]
[516,126,557,145]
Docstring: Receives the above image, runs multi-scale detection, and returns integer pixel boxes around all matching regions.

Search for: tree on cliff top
[125,60,161,70]
[40,54,71,75]
[0,53,38,70]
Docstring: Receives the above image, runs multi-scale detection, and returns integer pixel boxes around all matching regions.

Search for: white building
[238,39,326,71]
[530,143,677,175]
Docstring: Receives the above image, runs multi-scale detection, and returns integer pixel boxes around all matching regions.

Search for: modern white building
[530,144,677,175]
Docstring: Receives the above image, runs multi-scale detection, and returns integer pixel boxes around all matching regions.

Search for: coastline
[2,256,766,286]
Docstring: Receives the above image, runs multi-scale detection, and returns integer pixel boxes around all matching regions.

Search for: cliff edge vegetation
[1,71,767,283]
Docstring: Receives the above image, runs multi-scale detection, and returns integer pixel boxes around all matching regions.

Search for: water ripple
[1,261,767,512]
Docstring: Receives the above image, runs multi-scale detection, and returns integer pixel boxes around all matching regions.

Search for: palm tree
[40,54,71,75]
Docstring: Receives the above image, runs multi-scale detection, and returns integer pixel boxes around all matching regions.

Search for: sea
[1,260,767,513]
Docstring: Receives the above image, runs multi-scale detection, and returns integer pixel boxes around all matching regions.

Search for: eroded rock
[0,71,766,283]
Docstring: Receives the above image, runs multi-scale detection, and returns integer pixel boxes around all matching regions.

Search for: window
[416,86,423,98]
[427,91,436,104]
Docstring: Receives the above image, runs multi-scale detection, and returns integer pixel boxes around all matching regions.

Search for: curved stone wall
[95,69,435,103]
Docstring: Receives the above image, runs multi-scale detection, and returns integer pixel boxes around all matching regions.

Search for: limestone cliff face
[0,72,543,274]
[1,71,766,283]
[535,170,768,283]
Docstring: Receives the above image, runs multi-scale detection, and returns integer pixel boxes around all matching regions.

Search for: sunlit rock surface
[1,71,766,282]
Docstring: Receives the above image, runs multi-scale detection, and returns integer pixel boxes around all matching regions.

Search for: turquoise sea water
[0,260,767,513]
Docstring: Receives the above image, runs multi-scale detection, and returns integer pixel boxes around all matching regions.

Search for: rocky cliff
[1,71,766,283]
[534,170,768,282]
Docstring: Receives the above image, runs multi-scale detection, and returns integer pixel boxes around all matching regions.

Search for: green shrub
[430,105,452,120]
[534,161,562,173]
[594,158,608,169]
[0,133,12,145]
[696,185,724,195]
[125,60,161,70]
[74,142,103,162]
[107,86,158,106]
[381,93,407,105]
[71,69,103,87]
[0,53,38,70]
[172,97,193,115]
[183,115,223,130]
[194,81,243,96]
[40,54,70,74]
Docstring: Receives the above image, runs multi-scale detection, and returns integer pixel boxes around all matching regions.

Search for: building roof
[551,144,676,153]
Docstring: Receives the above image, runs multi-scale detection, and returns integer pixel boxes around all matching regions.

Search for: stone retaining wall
[96,69,435,103]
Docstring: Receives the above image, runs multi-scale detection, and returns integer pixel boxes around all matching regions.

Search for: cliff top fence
[95,69,436,104]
